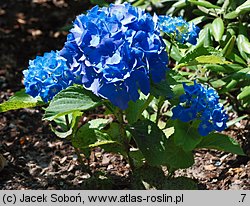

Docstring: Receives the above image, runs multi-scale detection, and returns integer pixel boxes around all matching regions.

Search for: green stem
[117,109,135,171]
[74,147,92,175]
[65,114,70,130]
[156,96,164,125]
[169,41,174,58]
[140,94,154,114]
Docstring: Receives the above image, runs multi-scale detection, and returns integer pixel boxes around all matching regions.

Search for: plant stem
[117,109,135,171]
[141,94,154,114]
[169,41,174,58]
[74,147,92,175]
[156,96,165,125]
[65,114,70,130]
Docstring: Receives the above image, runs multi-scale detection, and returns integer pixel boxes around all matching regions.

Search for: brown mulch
[0,0,250,190]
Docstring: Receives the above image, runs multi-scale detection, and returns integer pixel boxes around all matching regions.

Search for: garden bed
[0,0,249,190]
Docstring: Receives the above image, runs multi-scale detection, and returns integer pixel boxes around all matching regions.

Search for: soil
[0,0,249,190]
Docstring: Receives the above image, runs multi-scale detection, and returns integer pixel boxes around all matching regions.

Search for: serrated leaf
[151,79,173,99]
[173,120,203,151]
[72,122,118,157]
[125,97,147,124]
[211,17,224,42]
[44,85,101,121]
[88,118,110,130]
[129,120,167,166]
[196,133,245,155]
[0,89,44,113]
[164,137,194,170]
[105,122,121,141]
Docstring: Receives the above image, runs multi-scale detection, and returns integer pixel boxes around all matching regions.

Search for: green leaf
[105,122,121,141]
[125,97,147,124]
[226,52,247,65]
[151,79,173,99]
[224,11,238,19]
[129,149,144,168]
[51,111,83,138]
[88,118,110,130]
[72,123,96,149]
[194,55,231,65]
[169,84,185,105]
[210,79,226,88]
[196,133,245,155]
[129,120,167,166]
[211,17,224,42]
[237,35,250,55]
[236,0,250,15]
[222,35,236,57]
[204,27,212,47]
[173,120,203,151]
[0,89,44,113]
[51,127,73,139]
[163,40,182,61]
[177,51,231,69]
[87,140,117,148]
[205,64,243,73]
[194,27,206,48]
[219,79,238,93]
[179,47,214,64]
[164,137,194,170]
[44,85,101,121]
[189,16,207,25]
[226,115,248,128]
[188,0,220,9]
[237,86,250,100]
[72,122,120,157]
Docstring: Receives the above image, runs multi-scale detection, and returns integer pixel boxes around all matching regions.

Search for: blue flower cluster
[158,15,200,45]
[23,51,81,102]
[172,81,228,136]
[60,3,168,109]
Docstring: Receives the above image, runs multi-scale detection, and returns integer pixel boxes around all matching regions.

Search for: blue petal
[198,121,214,136]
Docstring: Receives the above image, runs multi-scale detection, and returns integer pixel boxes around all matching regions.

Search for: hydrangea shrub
[0,2,245,184]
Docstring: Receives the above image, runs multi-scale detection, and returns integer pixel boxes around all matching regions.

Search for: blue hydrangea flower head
[172,81,228,136]
[60,3,168,110]
[23,51,81,102]
[158,15,200,45]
